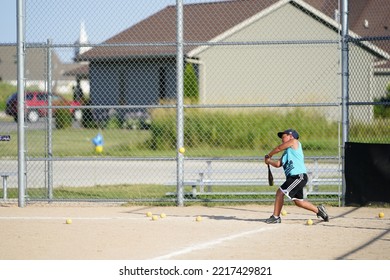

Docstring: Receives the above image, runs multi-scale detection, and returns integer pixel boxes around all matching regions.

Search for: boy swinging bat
[263,129,329,224]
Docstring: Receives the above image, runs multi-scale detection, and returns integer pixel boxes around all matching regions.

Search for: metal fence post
[341,0,349,206]
[17,0,26,207]
[46,39,53,200]
[176,0,184,206]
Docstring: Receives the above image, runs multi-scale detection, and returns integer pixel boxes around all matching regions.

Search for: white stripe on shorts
[282,174,304,200]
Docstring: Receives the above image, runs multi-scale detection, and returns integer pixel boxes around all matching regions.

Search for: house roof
[79,0,278,60]
[307,0,390,54]
[79,0,390,60]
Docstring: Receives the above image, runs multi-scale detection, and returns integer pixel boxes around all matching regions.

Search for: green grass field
[1,128,340,158]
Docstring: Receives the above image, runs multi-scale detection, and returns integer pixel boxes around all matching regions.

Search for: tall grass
[145,108,340,156]
[349,119,390,143]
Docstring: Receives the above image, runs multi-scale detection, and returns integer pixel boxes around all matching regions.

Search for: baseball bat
[267,164,274,186]
[265,154,274,186]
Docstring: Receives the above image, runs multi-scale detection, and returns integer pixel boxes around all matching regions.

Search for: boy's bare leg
[273,188,285,216]
[294,199,318,213]
[294,200,329,221]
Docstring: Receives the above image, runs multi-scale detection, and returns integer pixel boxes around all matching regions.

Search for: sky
[0,0,217,62]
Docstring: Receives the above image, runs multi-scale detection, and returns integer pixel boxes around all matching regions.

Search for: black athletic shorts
[279,173,308,200]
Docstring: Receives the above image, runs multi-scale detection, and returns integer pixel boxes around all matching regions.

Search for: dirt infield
[0,203,389,260]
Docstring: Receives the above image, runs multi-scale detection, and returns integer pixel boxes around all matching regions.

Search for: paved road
[0,118,81,133]
[1,159,263,188]
[1,158,340,189]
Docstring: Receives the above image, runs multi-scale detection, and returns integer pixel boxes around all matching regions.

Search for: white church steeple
[74,20,91,59]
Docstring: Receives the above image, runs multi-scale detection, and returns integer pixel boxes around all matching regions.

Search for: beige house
[80,0,390,122]
[0,22,91,96]
[186,0,390,121]
[0,45,81,94]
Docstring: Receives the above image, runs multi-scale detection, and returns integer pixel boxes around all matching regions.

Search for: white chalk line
[0,216,143,220]
[0,215,195,221]
[152,226,277,260]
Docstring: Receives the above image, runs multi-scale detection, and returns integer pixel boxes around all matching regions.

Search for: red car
[5,92,82,123]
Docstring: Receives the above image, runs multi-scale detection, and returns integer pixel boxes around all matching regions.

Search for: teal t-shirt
[281,142,307,176]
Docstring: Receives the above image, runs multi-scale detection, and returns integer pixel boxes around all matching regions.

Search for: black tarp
[345,142,390,206]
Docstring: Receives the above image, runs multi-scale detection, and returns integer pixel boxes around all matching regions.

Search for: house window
[158,66,167,100]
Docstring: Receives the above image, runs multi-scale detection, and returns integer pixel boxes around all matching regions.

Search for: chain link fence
[0,0,389,206]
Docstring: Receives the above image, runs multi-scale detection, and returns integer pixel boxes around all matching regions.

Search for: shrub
[0,82,17,111]
[55,108,73,129]
[374,94,390,119]
[373,83,390,119]
[184,63,199,103]
[80,98,99,129]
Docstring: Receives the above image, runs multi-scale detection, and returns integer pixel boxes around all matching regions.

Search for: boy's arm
[266,156,282,168]
[266,138,296,158]
[265,138,296,168]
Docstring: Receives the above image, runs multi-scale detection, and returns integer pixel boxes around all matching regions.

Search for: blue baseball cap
[277,129,299,139]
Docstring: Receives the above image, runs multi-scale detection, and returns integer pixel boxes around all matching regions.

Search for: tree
[183,63,199,103]
[373,82,390,119]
